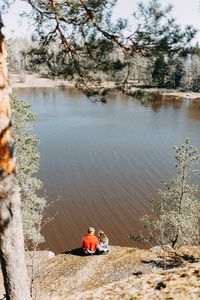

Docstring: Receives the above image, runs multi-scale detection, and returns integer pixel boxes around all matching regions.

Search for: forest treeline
[6,37,200,92]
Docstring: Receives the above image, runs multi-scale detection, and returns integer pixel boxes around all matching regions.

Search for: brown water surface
[15,88,200,254]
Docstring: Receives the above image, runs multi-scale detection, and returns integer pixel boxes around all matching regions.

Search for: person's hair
[88,227,95,234]
[98,230,107,244]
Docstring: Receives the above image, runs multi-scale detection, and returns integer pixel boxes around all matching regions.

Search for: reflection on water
[148,96,200,121]
[186,100,200,121]
[150,96,184,111]
[14,88,200,254]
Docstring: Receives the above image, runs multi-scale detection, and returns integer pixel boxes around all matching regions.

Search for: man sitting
[82,227,98,255]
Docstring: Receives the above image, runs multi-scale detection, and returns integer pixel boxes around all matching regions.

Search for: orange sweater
[82,234,98,251]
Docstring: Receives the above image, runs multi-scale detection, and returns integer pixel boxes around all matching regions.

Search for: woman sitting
[96,230,110,255]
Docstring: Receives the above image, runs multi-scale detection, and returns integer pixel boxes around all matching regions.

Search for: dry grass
[71,262,200,300]
[0,246,200,299]
[30,246,200,299]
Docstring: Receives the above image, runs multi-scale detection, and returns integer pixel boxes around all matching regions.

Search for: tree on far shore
[152,54,167,86]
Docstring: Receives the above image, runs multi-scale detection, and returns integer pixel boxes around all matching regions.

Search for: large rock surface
[0,246,200,299]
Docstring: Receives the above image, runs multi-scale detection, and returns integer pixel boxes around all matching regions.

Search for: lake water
[14,88,200,254]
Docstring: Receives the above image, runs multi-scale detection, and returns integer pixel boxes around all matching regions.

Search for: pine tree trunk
[0,19,30,300]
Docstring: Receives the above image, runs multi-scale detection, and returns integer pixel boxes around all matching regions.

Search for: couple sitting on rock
[82,227,110,255]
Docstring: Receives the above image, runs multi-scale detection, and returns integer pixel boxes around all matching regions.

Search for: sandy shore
[9,72,200,100]
[9,72,75,89]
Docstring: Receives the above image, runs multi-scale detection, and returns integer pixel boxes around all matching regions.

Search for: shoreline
[9,72,200,100]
